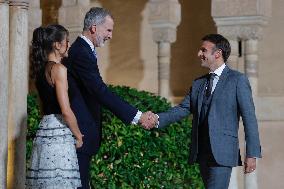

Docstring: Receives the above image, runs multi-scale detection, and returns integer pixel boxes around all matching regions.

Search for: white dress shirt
[210,63,226,94]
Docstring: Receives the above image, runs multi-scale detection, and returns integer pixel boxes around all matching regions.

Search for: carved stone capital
[148,0,181,43]
[9,0,29,9]
[214,16,268,40]
[0,0,8,4]
[152,27,178,43]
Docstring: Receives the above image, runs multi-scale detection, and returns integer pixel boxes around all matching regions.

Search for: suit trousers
[198,157,232,189]
[77,152,92,189]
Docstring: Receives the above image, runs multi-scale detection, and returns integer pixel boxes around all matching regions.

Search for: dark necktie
[92,49,97,58]
[199,73,216,124]
[206,73,216,97]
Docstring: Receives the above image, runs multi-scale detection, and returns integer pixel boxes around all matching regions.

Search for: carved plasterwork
[0,0,8,4]
[214,16,268,40]
[9,0,29,9]
[151,27,177,43]
[148,0,181,43]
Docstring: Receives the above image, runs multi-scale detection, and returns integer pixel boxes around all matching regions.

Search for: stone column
[0,1,9,188]
[58,0,93,42]
[157,42,171,98]
[244,39,258,96]
[227,38,239,70]
[148,0,181,99]
[243,38,259,189]
[7,1,29,188]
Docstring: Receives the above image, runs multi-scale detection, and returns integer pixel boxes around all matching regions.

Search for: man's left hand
[244,157,256,174]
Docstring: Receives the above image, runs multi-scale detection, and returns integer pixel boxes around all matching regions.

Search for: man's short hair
[202,34,231,62]
[83,7,113,31]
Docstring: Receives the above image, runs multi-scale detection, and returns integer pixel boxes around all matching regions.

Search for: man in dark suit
[65,7,154,189]
[144,34,261,189]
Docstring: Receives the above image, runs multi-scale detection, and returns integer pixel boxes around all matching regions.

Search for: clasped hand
[139,111,158,130]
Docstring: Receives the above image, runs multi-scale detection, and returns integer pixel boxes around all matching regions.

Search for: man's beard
[95,34,105,47]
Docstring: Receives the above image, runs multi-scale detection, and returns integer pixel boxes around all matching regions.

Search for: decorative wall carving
[214,16,268,40]
[148,0,181,43]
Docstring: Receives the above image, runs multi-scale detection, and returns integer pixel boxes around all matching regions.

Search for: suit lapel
[76,37,97,62]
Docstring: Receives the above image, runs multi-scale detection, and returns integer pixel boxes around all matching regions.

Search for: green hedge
[27,94,41,161]
[27,86,203,188]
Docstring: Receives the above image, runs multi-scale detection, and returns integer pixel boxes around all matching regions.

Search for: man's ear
[215,49,222,59]
[90,24,96,34]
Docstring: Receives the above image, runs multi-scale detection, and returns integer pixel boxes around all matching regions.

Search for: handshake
[139,111,158,130]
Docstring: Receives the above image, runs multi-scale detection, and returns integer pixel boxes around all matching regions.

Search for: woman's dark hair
[30,24,69,78]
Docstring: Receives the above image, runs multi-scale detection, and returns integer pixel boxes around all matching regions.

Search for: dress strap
[46,61,57,87]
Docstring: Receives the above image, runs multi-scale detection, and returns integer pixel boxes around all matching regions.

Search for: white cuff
[155,114,159,128]
[131,110,142,125]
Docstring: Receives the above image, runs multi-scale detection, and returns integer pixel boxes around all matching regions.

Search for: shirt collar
[210,63,226,77]
[80,34,95,52]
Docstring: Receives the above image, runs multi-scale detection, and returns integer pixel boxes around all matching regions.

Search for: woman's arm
[52,63,83,148]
